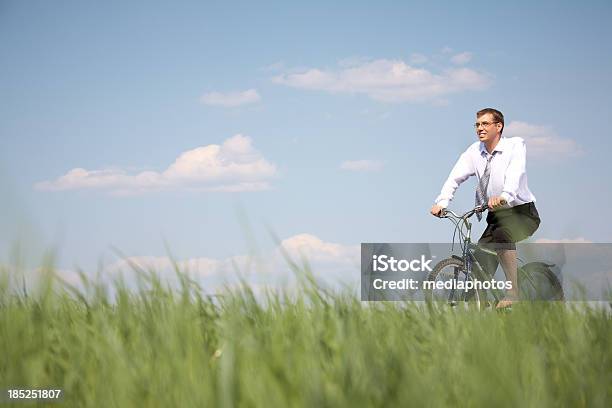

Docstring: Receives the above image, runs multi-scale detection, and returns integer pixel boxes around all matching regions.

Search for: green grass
[1,263,610,407]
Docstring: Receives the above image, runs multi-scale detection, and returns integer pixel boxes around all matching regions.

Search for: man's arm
[432,151,475,212]
[500,138,527,204]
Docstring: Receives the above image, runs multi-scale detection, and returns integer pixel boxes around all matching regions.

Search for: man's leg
[497,249,519,302]
[494,205,540,307]
[488,225,519,308]
[482,203,541,308]
[476,225,499,278]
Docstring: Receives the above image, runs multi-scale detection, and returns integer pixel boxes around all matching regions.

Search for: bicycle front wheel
[424,257,481,308]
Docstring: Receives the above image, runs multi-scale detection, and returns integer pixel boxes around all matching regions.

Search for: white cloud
[450,52,472,65]
[504,121,583,157]
[35,134,277,194]
[200,89,261,107]
[340,160,384,172]
[337,56,372,67]
[106,255,245,279]
[98,233,360,292]
[272,58,491,103]
[278,233,359,265]
[408,53,428,65]
[535,237,593,243]
[261,61,285,72]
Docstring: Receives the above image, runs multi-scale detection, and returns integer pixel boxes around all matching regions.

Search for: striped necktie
[475,151,496,221]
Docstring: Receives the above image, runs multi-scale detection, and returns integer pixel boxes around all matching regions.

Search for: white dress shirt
[434,137,536,208]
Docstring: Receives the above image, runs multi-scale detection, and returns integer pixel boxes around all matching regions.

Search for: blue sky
[2,0,612,288]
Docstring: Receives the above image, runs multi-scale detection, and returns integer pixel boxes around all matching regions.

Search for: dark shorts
[478,202,541,250]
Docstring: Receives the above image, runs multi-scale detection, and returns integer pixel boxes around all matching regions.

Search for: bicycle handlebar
[437,200,507,220]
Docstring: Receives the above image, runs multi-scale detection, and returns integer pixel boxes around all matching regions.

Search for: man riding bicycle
[430,108,541,309]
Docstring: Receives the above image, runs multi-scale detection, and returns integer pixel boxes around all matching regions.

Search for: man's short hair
[477,108,504,135]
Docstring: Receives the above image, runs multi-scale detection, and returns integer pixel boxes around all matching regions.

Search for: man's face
[475,113,502,143]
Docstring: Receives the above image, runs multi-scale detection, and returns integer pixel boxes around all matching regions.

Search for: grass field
[1,263,610,407]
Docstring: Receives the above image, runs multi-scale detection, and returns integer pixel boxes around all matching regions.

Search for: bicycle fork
[448,266,460,306]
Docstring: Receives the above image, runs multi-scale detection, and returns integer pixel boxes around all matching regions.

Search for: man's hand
[488,196,507,209]
[430,204,445,217]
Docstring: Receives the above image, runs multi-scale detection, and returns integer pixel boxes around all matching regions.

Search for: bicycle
[425,204,564,309]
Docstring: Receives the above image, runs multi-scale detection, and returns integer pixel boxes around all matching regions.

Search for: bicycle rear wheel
[425,257,481,309]
[518,263,565,301]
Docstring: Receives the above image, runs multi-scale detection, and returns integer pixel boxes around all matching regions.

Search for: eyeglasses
[474,121,499,129]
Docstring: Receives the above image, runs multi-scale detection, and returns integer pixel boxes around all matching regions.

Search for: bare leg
[497,249,518,308]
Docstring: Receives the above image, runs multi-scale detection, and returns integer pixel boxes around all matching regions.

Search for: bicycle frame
[434,205,562,305]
